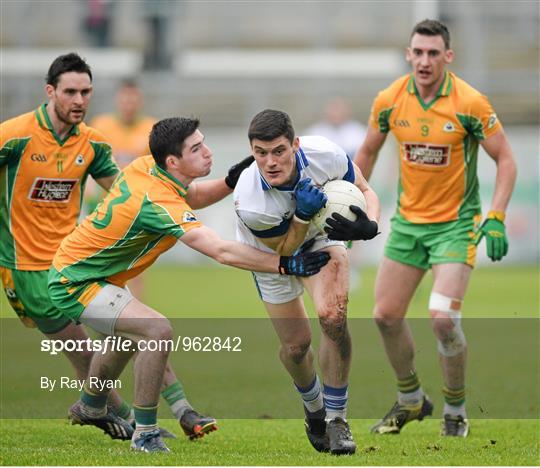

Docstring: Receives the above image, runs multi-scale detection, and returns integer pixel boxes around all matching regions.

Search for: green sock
[397,372,421,394]
[81,386,107,409]
[80,386,107,417]
[133,404,158,426]
[116,400,132,420]
[397,372,424,405]
[443,386,466,406]
[161,380,191,418]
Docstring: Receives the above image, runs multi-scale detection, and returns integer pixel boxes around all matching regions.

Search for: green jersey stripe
[377,106,395,134]
[0,137,31,268]
[458,133,481,218]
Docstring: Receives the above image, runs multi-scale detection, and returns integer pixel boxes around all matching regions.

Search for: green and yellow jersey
[0,104,119,270]
[370,71,502,224]
[52,155,201,289]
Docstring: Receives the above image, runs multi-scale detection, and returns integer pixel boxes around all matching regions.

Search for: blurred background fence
[1,0,538,265]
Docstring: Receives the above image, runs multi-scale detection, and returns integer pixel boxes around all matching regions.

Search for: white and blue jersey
[234,135,355,252]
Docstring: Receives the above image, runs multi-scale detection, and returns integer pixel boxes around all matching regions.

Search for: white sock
[323,383,348,421]
[296,375,324,413]
[444,403,467,418]
[170,398,192,419]
[398,387,425,406]
[134,423,158,438]
[304,391,324,413]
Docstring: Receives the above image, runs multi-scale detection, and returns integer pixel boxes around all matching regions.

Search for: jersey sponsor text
[403,143,451,167]
[28,178,78,203]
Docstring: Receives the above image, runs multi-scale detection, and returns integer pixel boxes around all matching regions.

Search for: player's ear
[405,47,413,63]
[45,84,55,100]
[292,137,300,152]
[166,154,181,170]
[444,48,454,64]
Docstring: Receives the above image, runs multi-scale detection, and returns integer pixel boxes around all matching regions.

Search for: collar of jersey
[260,147,309,191]
[407,71,453,110]
[151,163,189,198]
[35,103,80,146]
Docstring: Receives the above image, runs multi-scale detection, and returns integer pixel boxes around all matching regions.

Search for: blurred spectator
[305,97,367,158]
[91,78,156,169]
[83,0,114,48]
[142,0,180,69]
[86,79,157,300]
[305,97,368,290]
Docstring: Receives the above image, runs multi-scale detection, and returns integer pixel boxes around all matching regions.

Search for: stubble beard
[54,101,85,126]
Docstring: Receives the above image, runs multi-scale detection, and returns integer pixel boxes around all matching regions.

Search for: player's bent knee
[282,340,311,364]
[318,307,349,343]
[373,309,405,330]
[144,318,173,343]
[316,295,348,322]
[435,324,466,357]
[429,292,466,357]
[318,311,347,335]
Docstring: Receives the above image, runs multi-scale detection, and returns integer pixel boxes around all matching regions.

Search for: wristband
[487,210,506,222]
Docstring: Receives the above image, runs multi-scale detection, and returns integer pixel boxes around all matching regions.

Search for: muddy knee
[281,340,311,364]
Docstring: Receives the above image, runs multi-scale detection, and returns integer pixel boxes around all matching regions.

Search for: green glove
[474,212,508,261]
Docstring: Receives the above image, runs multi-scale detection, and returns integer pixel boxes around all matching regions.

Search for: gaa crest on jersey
[443,121,455,132]
[182,211,197,223]
[488,113,498,129]
[5,287,17,300]
[75,154,85,165]
[403,143,451,167]
[28,178,78,202]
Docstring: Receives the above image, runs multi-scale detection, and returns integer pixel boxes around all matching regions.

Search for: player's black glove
[224,155,255,189]
[278,251,330,277]
[324,205,379,241]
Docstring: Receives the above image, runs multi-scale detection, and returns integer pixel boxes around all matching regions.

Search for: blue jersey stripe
[248,217,291,238]
[343,156,355,183]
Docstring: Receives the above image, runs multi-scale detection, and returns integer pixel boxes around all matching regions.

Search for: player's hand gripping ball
[294,178,328,221]
[312,180,378,241]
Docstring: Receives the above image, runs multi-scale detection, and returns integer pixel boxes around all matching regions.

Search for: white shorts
[252,237,346,304]
[79,284,134,336]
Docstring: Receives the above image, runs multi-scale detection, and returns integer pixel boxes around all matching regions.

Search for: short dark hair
[46,53,92,87]
[248,109,295,144]
[411,19,451,49]
[149,117,200,169]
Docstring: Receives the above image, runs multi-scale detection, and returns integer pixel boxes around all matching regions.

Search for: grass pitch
[1,418,538,466]
[0,265,538,465]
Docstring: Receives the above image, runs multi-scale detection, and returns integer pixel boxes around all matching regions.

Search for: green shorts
[0,266,71,333]
[48,267,108,322]
[384,213,481,270]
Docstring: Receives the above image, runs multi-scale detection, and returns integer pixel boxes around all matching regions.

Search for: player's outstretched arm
[180,224,330,276]
[187,155,254,209]
[354,125,387,181]
[474,129,517,261]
